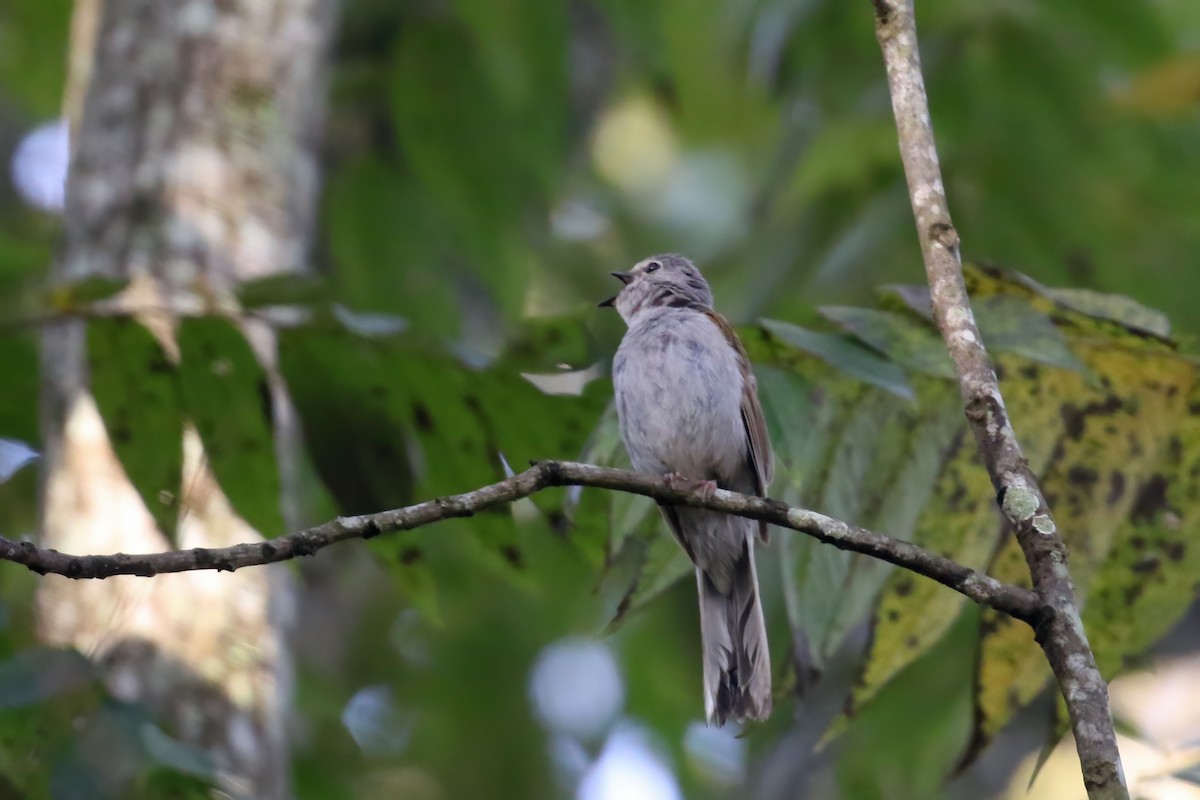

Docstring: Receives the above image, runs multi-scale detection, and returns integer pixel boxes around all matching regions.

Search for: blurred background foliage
[2,0,1200,798]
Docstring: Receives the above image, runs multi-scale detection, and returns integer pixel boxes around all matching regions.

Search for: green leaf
[236,272,328,308]
[823,384,964,656]
[177,318,283,538]
[973,295,1090,374]
[451,0,568,164]
[565,400,662,628]
[884,266,1090,374]
[819,306,955,378]
[878,284,933,319]
[1044,287,1172,339]
[88,318,184,538]
[0,333,47,539]
[279,319,606,622]
[46,274,128,310]
[0,648,95,710]
[389,21,542,316]
[139,724,218,781]
[0,1,72,115]
[573,403,653,561]
[493,315,598,375]
[755,366,837,501]
[761,319,915,400]
[324,158,460,336]
[799,389,903,654]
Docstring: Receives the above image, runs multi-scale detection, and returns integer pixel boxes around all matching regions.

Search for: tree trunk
[38,0,336,796]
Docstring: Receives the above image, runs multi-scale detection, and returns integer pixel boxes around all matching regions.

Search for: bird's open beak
[597,271,634,308]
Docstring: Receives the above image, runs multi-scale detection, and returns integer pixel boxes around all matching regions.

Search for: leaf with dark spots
[1107,472,1126,506]
[280,316,606,620]
[500,545,523,568]
[88,319,184,539]
[1018,363,1041,381]
[412,403,434,432]
[1060,395,1124,440]
[256,377,274,428]
[259,256,1200,771]
[178,318,283,538]
[1130,556,1160,574]
[1066,465,1099,487]
[846,346,1074,734]
[1130,474,1171,524]
[974,339,1192,757]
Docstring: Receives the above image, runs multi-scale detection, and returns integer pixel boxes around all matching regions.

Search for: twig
[0,460,1041,622]
[871,2,1128,797]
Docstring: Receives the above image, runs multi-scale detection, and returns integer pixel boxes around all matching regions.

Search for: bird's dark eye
[645,261,661,273]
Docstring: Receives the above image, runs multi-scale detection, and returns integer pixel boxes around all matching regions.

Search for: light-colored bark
[39,0,336,796]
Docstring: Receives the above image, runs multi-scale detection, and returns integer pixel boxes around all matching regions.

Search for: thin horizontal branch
[0,460,1042,624]
[871,1,1127,797]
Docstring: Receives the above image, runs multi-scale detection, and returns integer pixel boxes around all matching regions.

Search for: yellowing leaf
[969,341,1195,760]
[843,351,1084,732]
[1047,381,1200,740]
[1111,54,1200,116]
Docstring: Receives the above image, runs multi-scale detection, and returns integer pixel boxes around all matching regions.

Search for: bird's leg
[663,472,720,502]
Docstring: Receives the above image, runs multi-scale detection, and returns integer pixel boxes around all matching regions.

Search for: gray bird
[599,253,773,725]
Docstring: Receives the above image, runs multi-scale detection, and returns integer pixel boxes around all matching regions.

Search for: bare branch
[871,1,1128,797]
[0,460,1041,622]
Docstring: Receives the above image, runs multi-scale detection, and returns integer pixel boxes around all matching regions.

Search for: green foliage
[88,319,185,538]
[4,0,1200,796]
[760,319,914,400]
[177,318,282,538]
[0,0,71,115]
[85,317,285,543]
[585,264,1200,771]
[0,642,217,797]
[279,314,610,623]
[0,647,94,710]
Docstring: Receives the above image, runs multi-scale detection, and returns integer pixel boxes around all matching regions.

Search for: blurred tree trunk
[38,0,336,796]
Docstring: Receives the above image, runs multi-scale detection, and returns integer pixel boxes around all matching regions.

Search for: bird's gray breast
[613,309,747,484]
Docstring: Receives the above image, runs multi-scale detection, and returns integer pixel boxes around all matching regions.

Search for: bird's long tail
[697,538,771,725]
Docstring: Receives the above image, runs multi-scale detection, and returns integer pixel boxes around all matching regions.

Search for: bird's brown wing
[705,309,774,543]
